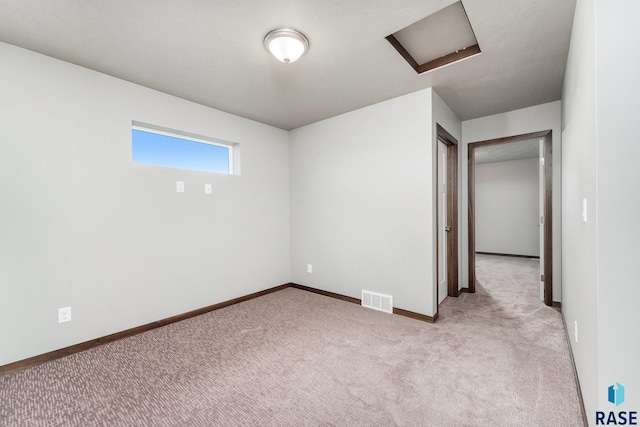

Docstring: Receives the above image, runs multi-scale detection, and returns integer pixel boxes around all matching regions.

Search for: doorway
[436,124,459,307]
[467,130,553,305]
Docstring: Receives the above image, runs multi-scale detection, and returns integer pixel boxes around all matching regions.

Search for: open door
[435,124,458,309]
[539,139,545,300]
[438,139,448,304]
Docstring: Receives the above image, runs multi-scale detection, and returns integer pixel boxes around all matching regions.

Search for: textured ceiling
[0,0,576,130]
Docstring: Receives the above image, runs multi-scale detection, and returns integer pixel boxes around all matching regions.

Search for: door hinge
[541,274,545,282]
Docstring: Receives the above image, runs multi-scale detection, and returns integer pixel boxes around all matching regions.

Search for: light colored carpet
[0,254,583,426]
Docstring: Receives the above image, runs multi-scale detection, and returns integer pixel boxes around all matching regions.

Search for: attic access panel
[387,1,481,74]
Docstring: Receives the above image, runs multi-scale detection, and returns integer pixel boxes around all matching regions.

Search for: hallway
[438,253,585,425]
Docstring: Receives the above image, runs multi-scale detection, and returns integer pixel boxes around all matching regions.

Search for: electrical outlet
[307,264,313,273]
[58,307,72,324]
[176,181,185,193]
[574,320,578,343]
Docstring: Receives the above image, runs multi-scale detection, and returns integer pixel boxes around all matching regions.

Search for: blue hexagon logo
[608,382,625,406]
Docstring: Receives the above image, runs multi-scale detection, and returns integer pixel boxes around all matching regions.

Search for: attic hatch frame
[386,1,481,74]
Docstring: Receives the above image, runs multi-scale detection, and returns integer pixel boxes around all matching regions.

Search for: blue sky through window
[132,129,230,174]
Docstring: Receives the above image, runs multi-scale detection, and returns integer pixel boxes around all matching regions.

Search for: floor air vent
[361,290,393,314]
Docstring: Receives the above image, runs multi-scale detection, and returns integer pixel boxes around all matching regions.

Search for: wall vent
[361,290,393,314]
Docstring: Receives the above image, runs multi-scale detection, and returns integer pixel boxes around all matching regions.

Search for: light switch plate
[204,184,212,195]
[177,181,185,193]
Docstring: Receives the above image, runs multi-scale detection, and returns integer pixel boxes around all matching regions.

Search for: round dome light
[264,28,309,63]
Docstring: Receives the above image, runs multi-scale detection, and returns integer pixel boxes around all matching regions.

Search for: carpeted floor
[0,254,584,426]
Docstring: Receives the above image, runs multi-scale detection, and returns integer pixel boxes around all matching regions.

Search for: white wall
[433,91,462,145]
[561,0,599,418]
[564,0,640,420]
[594,0,640,415]
[564,0,640,419]
[0,43,291,366]
[462,101,562,301]
[290,89,437,316]
[475,158,540,257]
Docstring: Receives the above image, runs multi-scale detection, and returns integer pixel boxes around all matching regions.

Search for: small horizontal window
[131,123,234,174]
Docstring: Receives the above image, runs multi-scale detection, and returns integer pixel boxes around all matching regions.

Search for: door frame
[436,124,459,304]
[467,130,553,305]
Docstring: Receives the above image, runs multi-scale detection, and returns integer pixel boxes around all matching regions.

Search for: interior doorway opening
[467,130,553,306]
[436,124,459,310]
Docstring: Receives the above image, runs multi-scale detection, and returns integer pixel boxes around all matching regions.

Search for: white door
[539,139,545,301]
[438,140,448,304]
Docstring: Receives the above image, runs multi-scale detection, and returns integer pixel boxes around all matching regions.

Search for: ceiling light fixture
[264,28,309,63]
